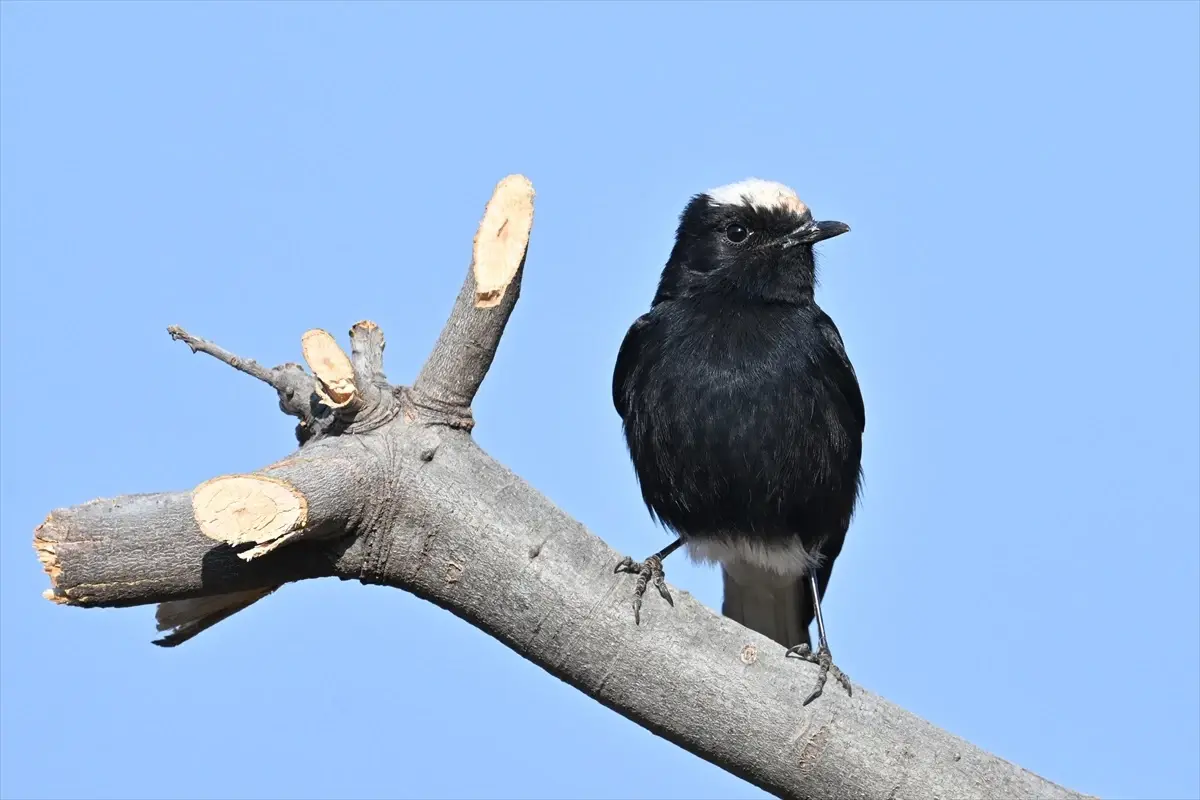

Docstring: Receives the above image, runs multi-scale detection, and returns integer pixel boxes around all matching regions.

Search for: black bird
[612,179,863,704]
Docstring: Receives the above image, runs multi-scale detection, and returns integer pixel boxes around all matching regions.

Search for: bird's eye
[724,223,749,244]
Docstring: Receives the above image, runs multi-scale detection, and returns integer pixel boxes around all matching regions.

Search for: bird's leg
[613,537,683,625]
[787,569,853,705]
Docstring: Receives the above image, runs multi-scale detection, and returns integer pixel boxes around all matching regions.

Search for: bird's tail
[721,566,810,649]
[152,586,278,647]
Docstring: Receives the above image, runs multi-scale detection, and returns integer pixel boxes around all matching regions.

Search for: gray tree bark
[33,176,1094,800]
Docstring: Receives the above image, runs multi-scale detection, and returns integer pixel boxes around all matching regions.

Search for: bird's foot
[786,643,853,705]
[613,553,674,625]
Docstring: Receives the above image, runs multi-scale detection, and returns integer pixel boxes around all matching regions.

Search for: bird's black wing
[774,309,864,646]
[725,309,865,651]
[815,309,866,434]
[612,312,653,421]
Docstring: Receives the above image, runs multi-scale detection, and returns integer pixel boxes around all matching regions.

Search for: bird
[611,178,863,704]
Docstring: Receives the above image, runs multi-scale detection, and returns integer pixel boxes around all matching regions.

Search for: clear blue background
[2,2,1197,798]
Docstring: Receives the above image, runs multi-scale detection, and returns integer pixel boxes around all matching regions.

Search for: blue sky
[2,2,1197,798]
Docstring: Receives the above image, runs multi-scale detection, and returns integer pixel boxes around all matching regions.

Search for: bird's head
[654,179,849,305]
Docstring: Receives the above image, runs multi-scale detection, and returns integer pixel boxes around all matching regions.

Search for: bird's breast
[621,303,860,543]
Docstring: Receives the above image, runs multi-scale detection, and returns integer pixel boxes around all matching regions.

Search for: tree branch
[32,175,1093,800]
[410,174,534,427]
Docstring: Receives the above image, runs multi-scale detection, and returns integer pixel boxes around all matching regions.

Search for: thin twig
[167,325,319,434]
[167,325,277,385]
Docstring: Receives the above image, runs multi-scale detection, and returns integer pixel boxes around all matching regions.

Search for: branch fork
[38,174,534,626]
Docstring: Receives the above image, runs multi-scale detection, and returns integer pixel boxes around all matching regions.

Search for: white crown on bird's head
[706,178,810,217]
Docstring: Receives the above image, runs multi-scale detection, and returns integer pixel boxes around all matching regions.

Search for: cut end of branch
[33,517,67,602]
[191,475,309,560]
[301,329,358,408]
[350,320,382,338]
[33,524,61,581]
[473,174,535,308]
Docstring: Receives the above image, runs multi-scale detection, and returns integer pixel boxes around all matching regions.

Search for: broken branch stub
[349,320,387,387]
[409,175,536,417]
[301,328,358,409]
[473,174,535,308]
[33,531,64,603]
[191,475,309,561]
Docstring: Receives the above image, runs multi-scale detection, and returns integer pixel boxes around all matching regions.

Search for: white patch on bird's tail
[693,534,820,649]
[686,534,823,582]
[720,566,810,650]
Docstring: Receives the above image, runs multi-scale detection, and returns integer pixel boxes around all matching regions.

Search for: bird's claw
[787,643,853,705]
[614,554,673,625]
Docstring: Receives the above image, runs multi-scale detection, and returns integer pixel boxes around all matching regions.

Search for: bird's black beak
[782,219,851,248]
